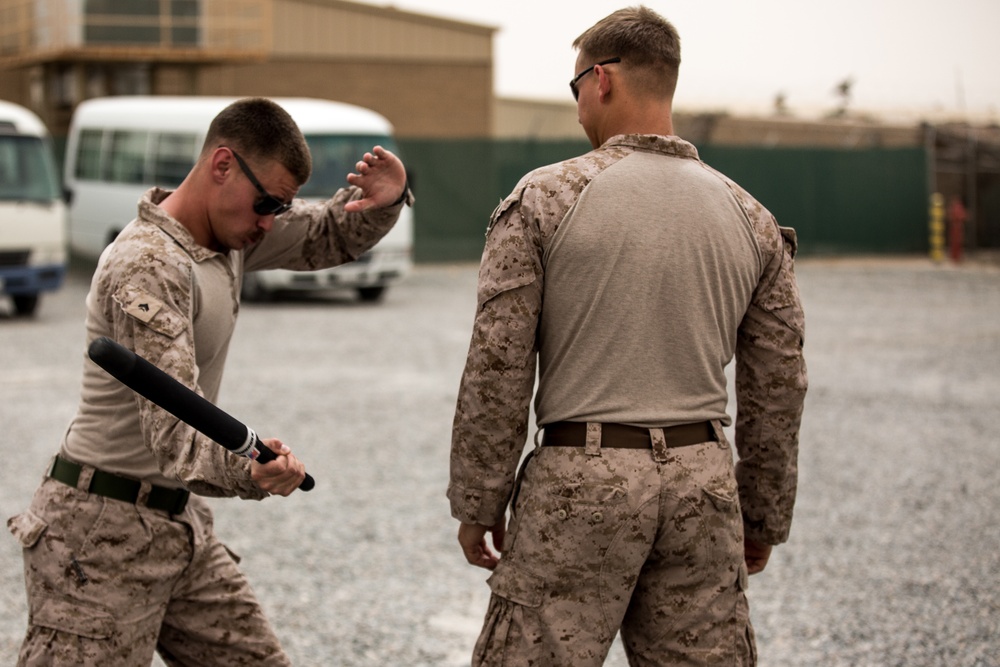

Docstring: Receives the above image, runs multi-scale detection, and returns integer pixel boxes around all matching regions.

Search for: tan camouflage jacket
[448,134,807,545]
[62,186,405,499]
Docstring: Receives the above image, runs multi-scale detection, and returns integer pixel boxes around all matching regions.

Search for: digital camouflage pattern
[449,134,807,664]
[475,432,755,666]
[450,134,806,543]
[8,183,404,664]
[66,186,403,496]
[10,476,289,666]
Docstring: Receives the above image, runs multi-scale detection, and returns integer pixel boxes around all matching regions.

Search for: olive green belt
[49,455,189,515]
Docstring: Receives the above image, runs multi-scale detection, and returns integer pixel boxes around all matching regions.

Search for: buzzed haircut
[573,5,681,98]
[204,97,312,185]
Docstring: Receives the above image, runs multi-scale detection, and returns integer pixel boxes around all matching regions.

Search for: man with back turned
[449,7,806,665]
[8,97,411,665]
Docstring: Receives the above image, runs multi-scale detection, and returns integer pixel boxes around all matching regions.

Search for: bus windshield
[0,134,61,203]
[299,134,400,199]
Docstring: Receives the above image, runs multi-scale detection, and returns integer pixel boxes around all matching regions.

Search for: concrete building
[0,0,496,139]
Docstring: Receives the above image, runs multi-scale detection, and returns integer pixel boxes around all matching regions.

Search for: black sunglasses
[569,57,621,101]
[229,148,293,217]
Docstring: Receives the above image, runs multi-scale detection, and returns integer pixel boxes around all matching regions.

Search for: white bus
[0,100,67,317]
[64,96,412,302]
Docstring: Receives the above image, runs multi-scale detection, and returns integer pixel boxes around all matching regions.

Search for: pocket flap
[703,485,739,514]
[486,563,544,608]
[32,596,115,639]
[113,283,184,339]
[7,510,48,548]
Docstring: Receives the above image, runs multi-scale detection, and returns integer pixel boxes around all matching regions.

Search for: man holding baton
[7,97,411,665]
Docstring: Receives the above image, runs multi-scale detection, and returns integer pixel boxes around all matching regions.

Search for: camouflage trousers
[7,467,289,667]
[474,423,756,667]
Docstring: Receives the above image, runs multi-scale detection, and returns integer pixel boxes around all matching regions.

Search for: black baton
[88,336,314,491]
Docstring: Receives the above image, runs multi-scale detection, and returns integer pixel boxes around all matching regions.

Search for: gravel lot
[1,256,998,666]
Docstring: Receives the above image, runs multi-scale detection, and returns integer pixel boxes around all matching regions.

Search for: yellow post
[929,192,945,263]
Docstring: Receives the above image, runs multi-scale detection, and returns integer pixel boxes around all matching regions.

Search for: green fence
[397,139,591,262]
[398,138,930,262]
[699,146,929,255]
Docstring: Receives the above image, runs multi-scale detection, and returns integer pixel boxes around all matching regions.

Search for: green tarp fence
[397,138,929,263]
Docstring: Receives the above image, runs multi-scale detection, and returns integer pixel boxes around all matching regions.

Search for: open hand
[344,145,407,212]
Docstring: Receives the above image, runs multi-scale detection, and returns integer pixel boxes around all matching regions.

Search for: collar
[139,187,221,263]
[601,134,700,160]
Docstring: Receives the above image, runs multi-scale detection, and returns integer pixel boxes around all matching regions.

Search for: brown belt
[49,455,190,515]
[542,421,715,449]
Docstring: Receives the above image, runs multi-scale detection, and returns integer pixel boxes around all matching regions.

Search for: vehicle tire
[12,294,39,317]
[240,274,270,302]
[357,286,386,303]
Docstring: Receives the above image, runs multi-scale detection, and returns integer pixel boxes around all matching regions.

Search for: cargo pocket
[7,510,48,549]
[31,595,115,640]
[473,564,544,666]
[701,482,744,569]
[487,562,543,608]
[733,564,757,666]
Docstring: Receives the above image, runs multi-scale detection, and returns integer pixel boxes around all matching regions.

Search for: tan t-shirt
[536,148,760,426]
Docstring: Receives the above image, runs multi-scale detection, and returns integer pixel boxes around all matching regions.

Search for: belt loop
[533,428,544,448]
[136,480,152,507]
[76,464,96,492]
[650,428,669,462]
[709,419,725,445]
[585,423,602,456]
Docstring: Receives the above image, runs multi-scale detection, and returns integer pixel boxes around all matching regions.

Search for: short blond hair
[573,6,681,98]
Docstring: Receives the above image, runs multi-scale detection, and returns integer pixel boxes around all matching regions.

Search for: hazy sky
[378,0,999,121]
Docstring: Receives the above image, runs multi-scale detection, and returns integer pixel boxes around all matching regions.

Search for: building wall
[0,0,496,140]
[243,0,495,137]
[494,97,924,148]
[0,68,29,105]
[493,97,582,139]
[196,59,492,138]
[272,0,494,62]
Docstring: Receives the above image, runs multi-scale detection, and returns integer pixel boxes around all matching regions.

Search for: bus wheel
[357,286,386,303]
[13,294,39,316]
[240,274,270,302]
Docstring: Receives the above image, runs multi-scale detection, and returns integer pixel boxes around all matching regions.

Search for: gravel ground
[1,256,998,666]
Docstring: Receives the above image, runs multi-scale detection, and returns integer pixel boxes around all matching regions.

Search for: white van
[64,96,412,302]
[0,100,67,317]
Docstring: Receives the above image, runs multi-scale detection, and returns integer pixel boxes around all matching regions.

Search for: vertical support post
[929,193,945,263]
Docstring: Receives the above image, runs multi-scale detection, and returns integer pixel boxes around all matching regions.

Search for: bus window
[106,130,149,184]
[298,134,398,198]
[151,132,197,187]
[75,129,104,180]
[0,134,61,202]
